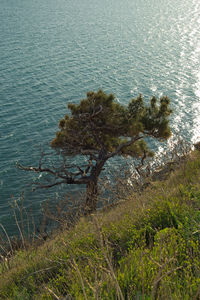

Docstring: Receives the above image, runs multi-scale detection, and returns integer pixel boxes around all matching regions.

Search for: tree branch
[33,180,71,189]
[17,162,90,187]
[106,136,143,159]
[76,105,103,119]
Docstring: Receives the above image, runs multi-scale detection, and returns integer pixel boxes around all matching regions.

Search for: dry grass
[0,150,200,299]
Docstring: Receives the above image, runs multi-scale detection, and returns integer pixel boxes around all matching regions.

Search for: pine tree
[19,90,172,213]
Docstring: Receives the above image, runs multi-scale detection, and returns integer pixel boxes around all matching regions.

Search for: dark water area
[0,0,200,235]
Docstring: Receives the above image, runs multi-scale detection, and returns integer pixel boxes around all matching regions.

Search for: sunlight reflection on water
[0,0,200,233]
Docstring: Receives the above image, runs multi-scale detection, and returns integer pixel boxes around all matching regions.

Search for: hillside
[1,150,200,299]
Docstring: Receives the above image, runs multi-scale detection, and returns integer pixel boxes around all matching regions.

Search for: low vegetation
[1,149,200,299]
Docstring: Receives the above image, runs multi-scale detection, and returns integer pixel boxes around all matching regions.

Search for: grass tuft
[1,150,200,299]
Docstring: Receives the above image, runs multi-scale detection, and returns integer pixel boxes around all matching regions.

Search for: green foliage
[117,226,200,299]
[10,287,32,300]
[2,151,200,299]
[51,90,172,157]
[19,89,172,214]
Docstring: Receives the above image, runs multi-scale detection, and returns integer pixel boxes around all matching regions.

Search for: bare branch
[33,180,68,189]
[17,163,69,180]
[17,161,90,189]
[141,150,147,166]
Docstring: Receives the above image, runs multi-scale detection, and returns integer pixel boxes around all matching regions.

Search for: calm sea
[0,0,200,234]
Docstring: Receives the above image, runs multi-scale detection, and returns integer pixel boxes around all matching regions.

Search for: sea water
[0,0,200,235]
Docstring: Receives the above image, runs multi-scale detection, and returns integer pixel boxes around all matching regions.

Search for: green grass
[1,151,200,299]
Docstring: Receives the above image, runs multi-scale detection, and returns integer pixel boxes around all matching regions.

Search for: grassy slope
[1,151,200,299]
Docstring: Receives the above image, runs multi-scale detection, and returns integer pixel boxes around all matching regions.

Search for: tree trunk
[84,179,98,214]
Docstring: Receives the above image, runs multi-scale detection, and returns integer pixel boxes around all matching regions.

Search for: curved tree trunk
[84,179,98,214]
[84,157,107,214]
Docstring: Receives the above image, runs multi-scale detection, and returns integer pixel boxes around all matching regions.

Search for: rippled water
[1,0,200,233]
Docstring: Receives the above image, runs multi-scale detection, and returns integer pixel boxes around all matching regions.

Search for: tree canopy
[19,90,172,213]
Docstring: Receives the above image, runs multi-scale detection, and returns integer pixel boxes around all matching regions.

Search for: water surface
[0,0,200,233]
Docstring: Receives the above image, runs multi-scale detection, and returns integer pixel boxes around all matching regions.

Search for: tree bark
[84,179,98,214]
[84,157,107,214]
